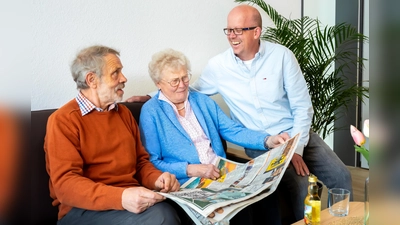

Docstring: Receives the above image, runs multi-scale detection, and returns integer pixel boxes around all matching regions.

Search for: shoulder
[141,96,160,111]
[208,48,233,65]
[262,40,295,57]
[50,99,80,121]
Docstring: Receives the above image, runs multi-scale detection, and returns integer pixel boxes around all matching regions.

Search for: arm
[283,50,313,156]
[125,95,151,103]
[281,50,313,176]
[190,60,219,96]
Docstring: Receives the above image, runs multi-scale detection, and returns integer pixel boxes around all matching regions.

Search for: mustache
[115,84,125,91]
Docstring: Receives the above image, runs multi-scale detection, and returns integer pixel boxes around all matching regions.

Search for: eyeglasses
[162,73,192,87]
[223,27,257,35]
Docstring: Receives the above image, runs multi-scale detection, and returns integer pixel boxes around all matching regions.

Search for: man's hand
[154,172,180,193]
[187,164,220,180]
[290,153,310,176]
[266,132,290,148]
[121,187,165,214]
[125,95,151,103]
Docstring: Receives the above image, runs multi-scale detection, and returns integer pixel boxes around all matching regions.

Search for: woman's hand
[187,164,220,180]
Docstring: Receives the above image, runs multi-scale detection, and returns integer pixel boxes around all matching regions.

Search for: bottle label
[304,201,320,225]
[304,204,312,225]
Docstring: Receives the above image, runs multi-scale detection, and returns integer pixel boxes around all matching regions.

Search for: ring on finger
[147,202,150,207]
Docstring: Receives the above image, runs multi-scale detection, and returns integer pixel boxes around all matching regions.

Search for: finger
[213,170,220,178]
[171,179,180,192]
[278,136,285,144]
[213,166,220,173]
[281,132,291,140]
[301,163,310,176]
[141,190,165,200]
[292,161,302,176]
[215,208,224,214]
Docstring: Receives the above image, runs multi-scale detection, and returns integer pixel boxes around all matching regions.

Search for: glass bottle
[304,174,321,225]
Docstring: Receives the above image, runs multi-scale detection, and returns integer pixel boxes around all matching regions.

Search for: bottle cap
[308,173,317,182]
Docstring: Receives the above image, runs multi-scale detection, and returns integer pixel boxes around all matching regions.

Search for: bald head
[228,5,262,28]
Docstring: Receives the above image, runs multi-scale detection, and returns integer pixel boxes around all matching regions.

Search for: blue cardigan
[139,91,269,184]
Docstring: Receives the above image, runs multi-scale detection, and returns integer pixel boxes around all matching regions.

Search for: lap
[58,201,180,225]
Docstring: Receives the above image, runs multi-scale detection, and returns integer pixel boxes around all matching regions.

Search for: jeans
[245,131,353,224]
[57,201,181,225]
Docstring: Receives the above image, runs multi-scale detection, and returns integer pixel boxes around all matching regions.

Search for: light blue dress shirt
[191,40,313,155]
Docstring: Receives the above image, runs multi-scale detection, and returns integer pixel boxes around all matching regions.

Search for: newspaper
[159,133,300,225]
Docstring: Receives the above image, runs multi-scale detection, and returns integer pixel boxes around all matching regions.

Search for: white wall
[303,1,336,149]
[26,0,300,111]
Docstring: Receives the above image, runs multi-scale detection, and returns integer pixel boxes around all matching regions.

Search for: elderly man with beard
[44,45,181,225]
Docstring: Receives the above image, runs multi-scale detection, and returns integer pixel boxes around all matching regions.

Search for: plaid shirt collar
[75,92,118,116]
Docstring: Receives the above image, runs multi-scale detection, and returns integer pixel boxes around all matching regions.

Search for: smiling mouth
[231,41,241,45]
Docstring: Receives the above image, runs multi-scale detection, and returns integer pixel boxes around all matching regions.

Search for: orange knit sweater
[44,100,162,220]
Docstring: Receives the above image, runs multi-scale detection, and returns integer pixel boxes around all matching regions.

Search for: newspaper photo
[159,133,300,225]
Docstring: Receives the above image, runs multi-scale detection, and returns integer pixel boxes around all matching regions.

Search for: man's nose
[120,73,127,83]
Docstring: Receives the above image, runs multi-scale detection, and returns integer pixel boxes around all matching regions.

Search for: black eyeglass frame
[161,72,192,87]
[223,26,257,35]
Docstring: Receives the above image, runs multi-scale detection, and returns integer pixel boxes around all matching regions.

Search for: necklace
[177,106,185,111]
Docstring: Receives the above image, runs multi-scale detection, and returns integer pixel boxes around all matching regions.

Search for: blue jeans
[245,131,353,223]
[57,201,181,225]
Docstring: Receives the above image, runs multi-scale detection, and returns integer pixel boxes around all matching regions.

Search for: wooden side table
[291,201,364,225]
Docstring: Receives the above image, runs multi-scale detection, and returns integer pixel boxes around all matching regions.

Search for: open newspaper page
[159,133,300,224]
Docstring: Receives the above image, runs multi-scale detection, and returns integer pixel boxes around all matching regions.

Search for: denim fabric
[57,201,180,225]
[245,131,353,223]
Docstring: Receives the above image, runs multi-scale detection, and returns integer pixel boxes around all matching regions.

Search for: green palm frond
[235,0,369,138]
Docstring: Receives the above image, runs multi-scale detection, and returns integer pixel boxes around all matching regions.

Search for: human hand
[208,207,224,218]
[155,172,180,193]
[266,132,290,149]
[125,95,151,103]
[187,164,220,180]
[290,153,309,176]
[121,186,165,214]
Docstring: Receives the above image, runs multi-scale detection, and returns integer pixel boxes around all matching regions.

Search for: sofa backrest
[31,109,59,224]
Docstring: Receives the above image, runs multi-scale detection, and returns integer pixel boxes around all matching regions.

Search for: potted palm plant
[235,0,369,139]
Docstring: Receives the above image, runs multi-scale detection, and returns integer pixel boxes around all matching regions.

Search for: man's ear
[254,27,262,39]
[85,72,98,88]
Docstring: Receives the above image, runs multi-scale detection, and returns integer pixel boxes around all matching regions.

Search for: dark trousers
[57,201,180,225]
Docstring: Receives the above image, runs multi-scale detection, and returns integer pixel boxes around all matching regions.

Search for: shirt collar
[158,90,189,112]
[75,92,118,116]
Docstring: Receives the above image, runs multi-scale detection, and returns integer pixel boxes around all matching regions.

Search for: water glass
[328,188,350,217]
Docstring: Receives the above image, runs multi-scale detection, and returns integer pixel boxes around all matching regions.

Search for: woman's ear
[156,82,162,90]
